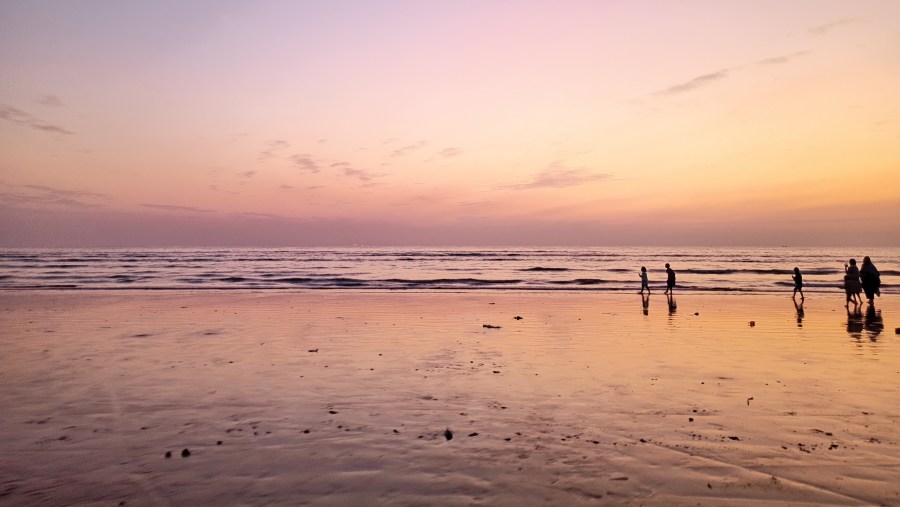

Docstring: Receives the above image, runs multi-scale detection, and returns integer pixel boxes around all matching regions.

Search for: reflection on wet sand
[641,293,650,316]
[865,303,884,341]
[846,303,864,340]
[846,302,886,342]
[794,299,804,327]
[2,292,899,506]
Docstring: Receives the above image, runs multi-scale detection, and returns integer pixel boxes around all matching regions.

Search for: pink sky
[1,1,899,246]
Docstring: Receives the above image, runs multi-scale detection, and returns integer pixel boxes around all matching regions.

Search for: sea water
[0,246,896,293]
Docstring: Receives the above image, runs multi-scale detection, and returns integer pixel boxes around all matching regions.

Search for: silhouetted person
[642,292,649,316]
[792,267,804,300]
[639,266,650,295]
[793,298,804,327]
[664,263,675,295]
[844,259,862,305]
[860,256,881,303]
[864,302,884,341]
[846,304,864,340]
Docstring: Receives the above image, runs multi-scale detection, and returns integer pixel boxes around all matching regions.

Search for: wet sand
[1,291,899,506]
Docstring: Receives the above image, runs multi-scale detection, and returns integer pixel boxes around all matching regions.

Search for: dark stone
[217,441,223,445]
[468,432,479,437]
[181,448,191,457]
[444,429,453,441]
[165,451,172,458]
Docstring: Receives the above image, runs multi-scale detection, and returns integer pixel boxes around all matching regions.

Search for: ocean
[0,246,896,293]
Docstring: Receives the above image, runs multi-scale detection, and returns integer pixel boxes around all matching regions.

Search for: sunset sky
[1,0,899,246]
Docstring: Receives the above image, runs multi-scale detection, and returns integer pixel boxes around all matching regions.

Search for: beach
[2,291,899,506]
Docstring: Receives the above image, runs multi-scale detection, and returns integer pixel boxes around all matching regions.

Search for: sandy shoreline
[2,291,899,506]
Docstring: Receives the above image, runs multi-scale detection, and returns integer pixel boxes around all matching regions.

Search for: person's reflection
[667,293,677,316]
[642,292,650,316]
[793,298,805,327]
[864,303,884,341]
[846,302,864,341]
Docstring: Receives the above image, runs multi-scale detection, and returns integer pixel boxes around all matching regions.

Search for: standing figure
[844,259,863,305]
[859,256,881,303]
[639,266,650,295]
[792,267,804,300]
[664,263,676,295]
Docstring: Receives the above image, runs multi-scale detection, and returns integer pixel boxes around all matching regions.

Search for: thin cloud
[23,184,105,200]
[259,139,290,160]
[238,170,257,179]
[757,51,809,66]
[438,147,462,158]
[142,203,214,213]
[290,154,320,173]
[425,147,464,163]
[0,103,74,135]
[502,164,612,190]
[810,18,857,36]
[342,167,379,182]
[232,211,286,220]
[0,192,99,209]
[0,184,106,209]
[654,69,730,96]
[36,95,64,107]
[279,184,293,190]
[390,141,427,157]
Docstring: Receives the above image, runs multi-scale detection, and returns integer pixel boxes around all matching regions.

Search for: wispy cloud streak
[810,18,857,35]
[0,104,74,135]
[757,51,809,66]
[142,203,214,213]
[290,154,320,173]
[390,141,427,157]
[0,184,106,209]
[654,70,730,96]
[502,164,612,190]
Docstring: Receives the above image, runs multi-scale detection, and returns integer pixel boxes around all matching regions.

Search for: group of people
[791,256,881,305]
[843,256,881,305]
[639,258,882,305]
[639,263,676,295]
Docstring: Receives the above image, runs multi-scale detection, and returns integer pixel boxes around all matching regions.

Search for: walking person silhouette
[792,267,804,300]
[663,263,675,295]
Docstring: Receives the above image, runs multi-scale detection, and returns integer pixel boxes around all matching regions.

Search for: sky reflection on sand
[1,292,898,505]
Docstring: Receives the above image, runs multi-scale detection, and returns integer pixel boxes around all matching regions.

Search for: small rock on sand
[181,448,191,457]
[444,429,453,440]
